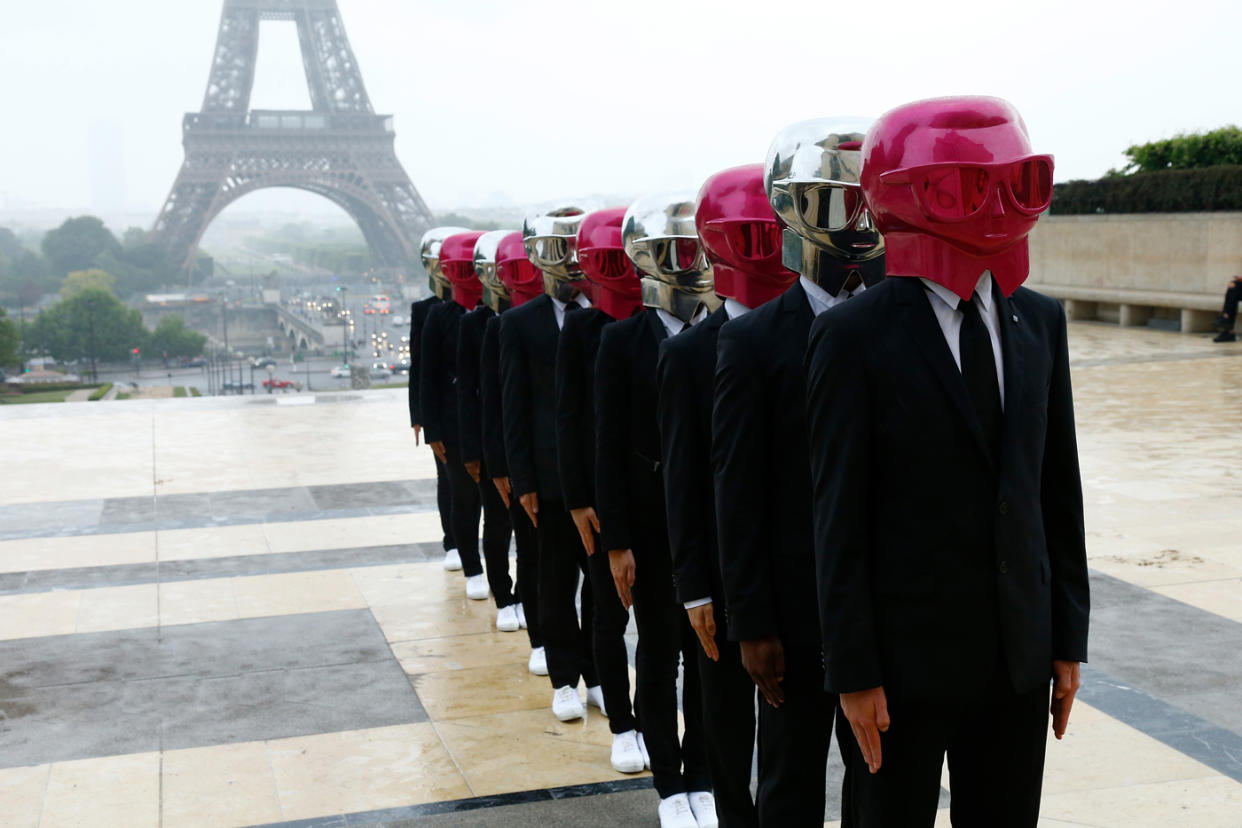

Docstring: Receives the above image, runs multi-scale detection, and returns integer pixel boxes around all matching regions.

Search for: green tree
[147,314,206,359]
[61,268,117,298]
[1113,125,1242,175]
[0,307,19,368]
[26,288,147,363]
[41,216,122,277]
[0,227,50,304]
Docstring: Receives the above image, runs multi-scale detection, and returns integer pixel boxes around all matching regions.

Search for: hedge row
[1052,165,1242,215]
[88,383,113,401]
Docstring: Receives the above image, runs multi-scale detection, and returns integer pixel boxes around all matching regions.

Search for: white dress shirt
[918,273,1005,408]
[655,304,708,337]
[723,298,751,320]
[551,291,592,330]
[800,275,863,317]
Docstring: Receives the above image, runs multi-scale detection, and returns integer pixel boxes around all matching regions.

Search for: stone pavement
[0,324,1240,827]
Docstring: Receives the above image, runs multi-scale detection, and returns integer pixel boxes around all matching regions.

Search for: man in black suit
[420,231,488,602]
[806,97,1089,827]
[597,194,712,828]
[500,207,601,722]
[711,122,885,826]
[656,164,795,828]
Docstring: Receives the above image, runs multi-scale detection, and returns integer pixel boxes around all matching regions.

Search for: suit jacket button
[999,560,1009,574]
[997,500,1009,515]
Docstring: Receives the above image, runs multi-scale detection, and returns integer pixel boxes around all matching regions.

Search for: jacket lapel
[893,276,995,471]
[646,308,669,344]
[996,285,1025,469]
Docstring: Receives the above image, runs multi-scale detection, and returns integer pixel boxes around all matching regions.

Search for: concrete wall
[142,303,281,353]
[1026,212,1241,331]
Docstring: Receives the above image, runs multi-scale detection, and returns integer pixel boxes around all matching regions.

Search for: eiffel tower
[151,0,435,276]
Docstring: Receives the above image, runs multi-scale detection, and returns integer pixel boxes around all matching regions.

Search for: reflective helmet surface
[440,231,486,309]
[695,164,794,308]
[495,231,544,307]
[578,208,641,320]
[473,230,517,313]
[523,207,589,300]
[861,96,1053,298]
[622,193,711,290]
[420,226,471,299]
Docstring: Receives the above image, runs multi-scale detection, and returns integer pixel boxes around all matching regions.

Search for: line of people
[406,96,1091,828]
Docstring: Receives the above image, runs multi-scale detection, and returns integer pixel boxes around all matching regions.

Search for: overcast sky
[1,0,1239,224]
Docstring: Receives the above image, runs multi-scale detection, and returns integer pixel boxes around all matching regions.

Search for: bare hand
[464,460,481,483]
[840,685,891,774]
[1051,660,1080,740]
[412,424,421,446]
[609,549,636,610]
[739,636,786,708]
[492,477,511,509]
[429,440,447,464]
[570,507,600,556]
[686,603,718,661]
[519,491,539,528]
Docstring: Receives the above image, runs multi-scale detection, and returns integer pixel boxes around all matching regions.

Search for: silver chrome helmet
[765,117,885,295]
[622,193,719,322]
[522,206,589,301]
[420,226,471,300]
[473,230,516,313]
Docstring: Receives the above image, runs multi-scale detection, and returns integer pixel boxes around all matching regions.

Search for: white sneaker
[610,729,644,773]
[552,685,585,722]
[465,574,488,600]
[687,791,718,828]
[528,646,548,676]
[585,684,607,716]
[515,602,527,629]
[496,604,520,632]
[637,730,651,769]
[658,793,698,828]
[442,548,462,571]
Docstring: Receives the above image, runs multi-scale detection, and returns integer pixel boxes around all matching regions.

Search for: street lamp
[339,285,349,366]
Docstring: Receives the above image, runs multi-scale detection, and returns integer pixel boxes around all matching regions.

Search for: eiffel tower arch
[151,0,435,276]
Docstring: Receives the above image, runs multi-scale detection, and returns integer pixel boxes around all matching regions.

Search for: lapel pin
[1011,314,1019,323]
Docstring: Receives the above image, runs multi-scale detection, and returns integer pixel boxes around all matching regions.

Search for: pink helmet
[860,96,1053,299]
[495,231,543,307]
[440,231,487,310]
[577,208,642,320]
[696,164,795,308]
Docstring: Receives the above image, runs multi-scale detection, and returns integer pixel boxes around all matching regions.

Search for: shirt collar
[723,298,750,320]
[551,292,592,312]
[655,305,707,337]
[919,272,994,311]
[799,275,861,316]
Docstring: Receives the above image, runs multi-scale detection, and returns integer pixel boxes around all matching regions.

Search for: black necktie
[679,320,692,333]
[958,294,1002,457]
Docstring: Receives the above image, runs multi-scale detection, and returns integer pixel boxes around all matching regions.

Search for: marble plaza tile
[435,707,629,797]
[231,569,368,618]
[0,532,156,575]
[1039,774,1242,827]
[161,741,283,828]
[266,723,471,820]
[158,577,240,626]
[1087,538,1242,589]
[1151,577,1242,624]
[157,522,271,562]
[350,560,472,607]
[0,763,49,828]
[411,662,555,721]
[391,629,533,675]
[370,595,497,643]
[40,751,160,828]
[0,590,81,641]
[75,583,159,634]
[263,512,443,555]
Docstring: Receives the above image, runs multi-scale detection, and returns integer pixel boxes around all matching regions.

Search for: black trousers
[443,451,482,578]
[477,458,515,608]
[631,523,709,799]
[511,494,541,649]
[697,602,758,828]
[1221,279,1242,325]
[434,454,455,552]
[586,538,637,734]
[537,500,597,690]
[755,643,835,827]
[838,661,1050,827]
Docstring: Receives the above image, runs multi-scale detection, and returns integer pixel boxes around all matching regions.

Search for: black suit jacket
[596,309,669,554]
[457,306,495,465]
[805,275,1089,702]
[556,308,613,511]
[419,301,466,453]
[712,282,821,647]
[408,296,440,426]
[657,305,729,606]
[499,295,565,502]
[481,314,508,476]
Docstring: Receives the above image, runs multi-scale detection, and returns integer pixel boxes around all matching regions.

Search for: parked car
[184,357,207,368]
[392,359,411,374]
[221,380,255,392]
[262,378,295,390]
[329,365,352,378]
[370,362,392,379]
[251,357,277,369]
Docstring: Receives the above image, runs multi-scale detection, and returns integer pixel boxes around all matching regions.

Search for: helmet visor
[649,236,703,276]
[581,247,634,281]
[525,236,573,268]
[883,155,1053,222]
[791,181,867,232]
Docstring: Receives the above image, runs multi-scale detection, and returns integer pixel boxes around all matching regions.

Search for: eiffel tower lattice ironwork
[151,0,435,274]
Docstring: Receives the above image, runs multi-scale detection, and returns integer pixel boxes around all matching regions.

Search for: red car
[262,378,296,391]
